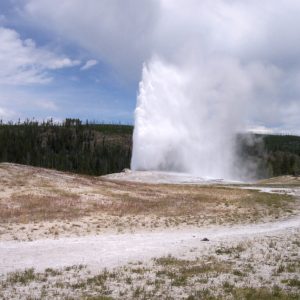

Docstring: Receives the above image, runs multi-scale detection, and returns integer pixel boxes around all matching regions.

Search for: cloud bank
[23,0,159,81]
[21,0,300,134]
[0,26,80,85]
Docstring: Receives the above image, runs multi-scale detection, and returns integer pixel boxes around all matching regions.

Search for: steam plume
[129,0,300,179]
[131,56,278,179]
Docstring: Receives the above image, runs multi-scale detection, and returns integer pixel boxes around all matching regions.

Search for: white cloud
[35,100,58,111]
[0,85,60,121]
[0,26,80,85]
[23,0,300,73]
[15,0,300,133]
[24,0,159,80]
[0,106,16,120]
[81,59,98,71]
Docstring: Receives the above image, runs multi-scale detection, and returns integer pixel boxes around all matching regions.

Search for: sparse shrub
[233,269,245,276]
[7,268,37,285]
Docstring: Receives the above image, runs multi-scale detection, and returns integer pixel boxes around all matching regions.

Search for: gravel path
[1,214,299,274]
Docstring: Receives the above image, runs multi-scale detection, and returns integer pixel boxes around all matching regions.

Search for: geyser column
[131,57,251,180]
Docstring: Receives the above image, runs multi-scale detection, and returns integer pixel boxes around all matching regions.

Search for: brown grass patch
[0,194,84,223]
[0,164,297,225]
[95,182,295,221]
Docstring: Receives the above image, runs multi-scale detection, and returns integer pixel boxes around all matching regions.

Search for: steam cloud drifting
[131,57,273,179]
[131,1,297,179]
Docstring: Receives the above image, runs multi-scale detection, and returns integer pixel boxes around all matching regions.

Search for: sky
[0,0,299,133]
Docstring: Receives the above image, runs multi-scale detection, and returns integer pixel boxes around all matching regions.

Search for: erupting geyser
[131,57,255,180]
[129,0,293,181]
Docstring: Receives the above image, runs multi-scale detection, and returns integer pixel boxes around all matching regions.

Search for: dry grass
[0,194,82,223]
[0,177,295,224]
[1,231,299,299]
[0,163,298,241]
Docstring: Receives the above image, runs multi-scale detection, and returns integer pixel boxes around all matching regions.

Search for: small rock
[201,237,209,241]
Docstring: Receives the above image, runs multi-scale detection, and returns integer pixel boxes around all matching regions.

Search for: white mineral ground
[0,169,299,275]
[102,170,241,184]
[0,214,299,274]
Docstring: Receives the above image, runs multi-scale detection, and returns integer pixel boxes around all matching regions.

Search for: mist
[131,55,282,179]
[131,56,260,179]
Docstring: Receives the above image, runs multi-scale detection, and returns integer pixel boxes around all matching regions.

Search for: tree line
[0,119,299,178]
[0,119,132,176]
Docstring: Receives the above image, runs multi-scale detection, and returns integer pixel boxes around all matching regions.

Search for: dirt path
[1,214,299,275]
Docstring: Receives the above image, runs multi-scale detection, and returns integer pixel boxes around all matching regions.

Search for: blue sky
[0,0,300,133]
[0,0,138,123]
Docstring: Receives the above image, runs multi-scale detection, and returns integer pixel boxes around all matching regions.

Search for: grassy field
[0,163,298,241]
